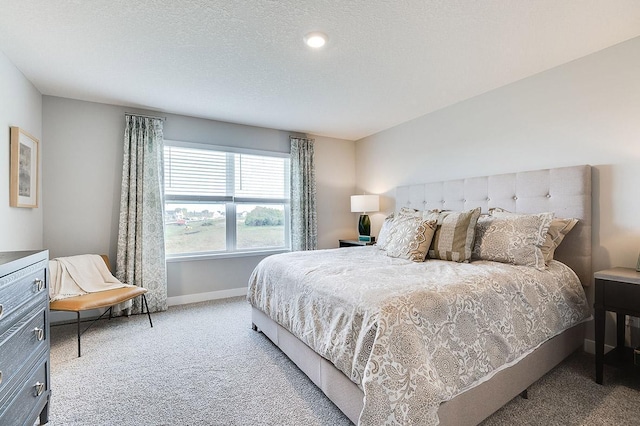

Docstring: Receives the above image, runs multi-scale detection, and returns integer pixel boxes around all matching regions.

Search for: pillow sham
[384,216,437,262]
[473,212,553,269]
[489,208,578,263]
[423,207,481,262]
[543,218,579,262]
[398,207,422,218]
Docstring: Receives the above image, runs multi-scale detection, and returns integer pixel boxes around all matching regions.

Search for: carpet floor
[48,297,640,425]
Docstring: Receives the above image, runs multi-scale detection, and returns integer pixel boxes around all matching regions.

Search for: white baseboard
[167,287,247,306]
[583,339,615,355]
[50,288,246,324]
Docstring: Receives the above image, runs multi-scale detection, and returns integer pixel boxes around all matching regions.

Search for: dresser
[0,250,50,425]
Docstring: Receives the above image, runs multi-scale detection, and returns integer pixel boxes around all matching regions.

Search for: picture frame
[10,126,39,208]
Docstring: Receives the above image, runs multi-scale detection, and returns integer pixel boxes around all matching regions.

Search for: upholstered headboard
[395,165,592,286]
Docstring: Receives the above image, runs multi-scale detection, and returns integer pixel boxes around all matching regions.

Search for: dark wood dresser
[0,250,50,425]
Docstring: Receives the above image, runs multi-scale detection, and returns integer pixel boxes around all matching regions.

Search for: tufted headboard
[395,165,592,286]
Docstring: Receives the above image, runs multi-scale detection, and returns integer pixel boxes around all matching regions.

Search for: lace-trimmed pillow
[377,208,421,250]
[384,216,437,262]
[472,212,553,269]
[423,207,481,262]
[376,214,395,250]
[490,208,578,264]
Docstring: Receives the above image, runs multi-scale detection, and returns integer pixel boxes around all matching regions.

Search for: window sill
[166,248,290,263]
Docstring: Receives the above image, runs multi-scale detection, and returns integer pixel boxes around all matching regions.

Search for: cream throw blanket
[49,254,130,301]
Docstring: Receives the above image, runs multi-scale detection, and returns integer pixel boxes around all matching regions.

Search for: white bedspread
[247,246,590,425]
[49,254,127,301]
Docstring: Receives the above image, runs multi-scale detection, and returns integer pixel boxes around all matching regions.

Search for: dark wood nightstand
[594,267,640,384]
[339,239,376,247]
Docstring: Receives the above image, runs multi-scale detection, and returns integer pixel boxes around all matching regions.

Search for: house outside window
[164,141,290,257]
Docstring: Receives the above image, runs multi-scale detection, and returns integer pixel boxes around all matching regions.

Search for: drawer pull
[34,382,45,397]
[0,304,3,318]
[35,278,45,292]
[34,327,45,341]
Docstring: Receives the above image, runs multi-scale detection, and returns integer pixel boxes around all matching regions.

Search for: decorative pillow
[384,216,437,262]
[376,213,395,250]
[473,212,554,269]
[377,207,423,251]
[489,208,578,263]
[423,207,481,262]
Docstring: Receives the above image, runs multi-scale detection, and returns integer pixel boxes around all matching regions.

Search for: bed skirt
[251,306,585,425]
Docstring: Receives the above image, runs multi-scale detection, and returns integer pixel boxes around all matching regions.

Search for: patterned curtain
[290,137,317,251]
[116,115,167,313]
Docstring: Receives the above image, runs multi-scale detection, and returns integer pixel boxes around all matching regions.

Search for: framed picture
[10,126,39,208]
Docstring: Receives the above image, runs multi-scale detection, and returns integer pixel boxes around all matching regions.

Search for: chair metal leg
[77,311,82,357]
[142,294,153,328]
[70,293,152,358]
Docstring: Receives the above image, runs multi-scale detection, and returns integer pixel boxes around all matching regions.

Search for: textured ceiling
[1,1,640,141]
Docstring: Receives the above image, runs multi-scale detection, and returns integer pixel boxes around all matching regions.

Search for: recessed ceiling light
[304,32,327,48]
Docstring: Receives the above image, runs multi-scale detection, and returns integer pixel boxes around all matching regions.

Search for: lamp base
[358,214,371,236]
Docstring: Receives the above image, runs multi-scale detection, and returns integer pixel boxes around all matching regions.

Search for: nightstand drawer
[339,239,375,247]
[602,280,640,313]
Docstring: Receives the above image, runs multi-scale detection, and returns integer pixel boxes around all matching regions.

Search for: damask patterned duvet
[247,246,590,425]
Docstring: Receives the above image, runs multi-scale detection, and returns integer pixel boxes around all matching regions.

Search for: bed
[248,165,592,425]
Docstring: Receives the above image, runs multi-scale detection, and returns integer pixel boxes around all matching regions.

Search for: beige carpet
[48,297,640,425]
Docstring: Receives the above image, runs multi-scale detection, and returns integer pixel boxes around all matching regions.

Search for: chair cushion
[49,286,147,312]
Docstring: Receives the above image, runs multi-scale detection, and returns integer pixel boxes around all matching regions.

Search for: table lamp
[351,194,379,241]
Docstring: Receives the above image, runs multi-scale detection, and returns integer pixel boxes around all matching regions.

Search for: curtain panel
[116,115,167,313]
[290,137,317,251]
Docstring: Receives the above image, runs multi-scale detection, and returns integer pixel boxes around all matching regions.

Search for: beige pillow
[384,216,437,262]
[473,212,553,269]
[489,208,578,263]
[423,207,481,262]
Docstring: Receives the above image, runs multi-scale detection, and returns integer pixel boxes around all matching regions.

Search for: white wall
[313,134,358,246]
[42,96,356,303]
[0,52,43,251]
[355,36,640,343]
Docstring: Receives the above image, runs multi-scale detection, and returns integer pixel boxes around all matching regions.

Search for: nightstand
[594,267,640,384]
[339,239,375,247]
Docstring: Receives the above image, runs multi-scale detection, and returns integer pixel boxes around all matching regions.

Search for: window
[164,142,290,257]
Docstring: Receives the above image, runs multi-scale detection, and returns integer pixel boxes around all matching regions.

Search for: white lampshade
[351,194,379,213]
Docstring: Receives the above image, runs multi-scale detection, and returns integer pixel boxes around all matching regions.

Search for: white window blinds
[234,154,287,200]
[164,145,289,202]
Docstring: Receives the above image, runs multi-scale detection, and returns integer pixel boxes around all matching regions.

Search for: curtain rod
[125,112,167,121]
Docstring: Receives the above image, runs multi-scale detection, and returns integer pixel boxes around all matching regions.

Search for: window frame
[164,140,291,260]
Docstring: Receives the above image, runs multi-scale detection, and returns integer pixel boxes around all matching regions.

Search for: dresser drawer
[0,358,49,426]
[0,263,47,336]
[0,307,47,401]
